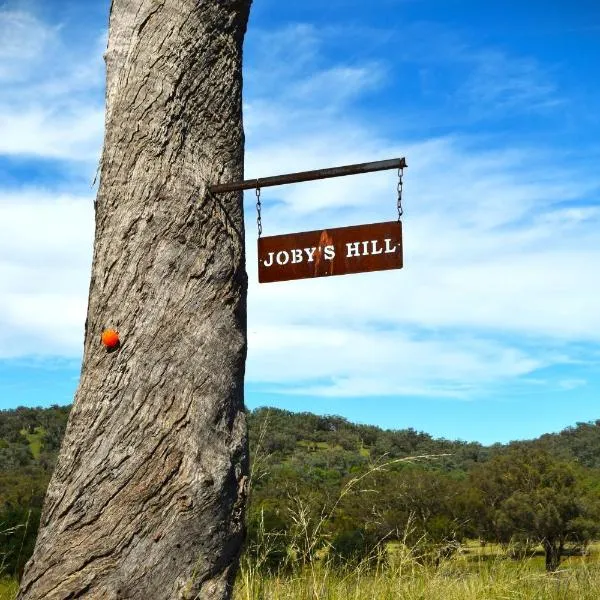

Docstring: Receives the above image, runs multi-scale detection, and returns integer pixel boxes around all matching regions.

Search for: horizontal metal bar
[208,157,407,194]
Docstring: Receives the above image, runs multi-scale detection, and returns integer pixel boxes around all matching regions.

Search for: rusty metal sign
[258,221,403,283]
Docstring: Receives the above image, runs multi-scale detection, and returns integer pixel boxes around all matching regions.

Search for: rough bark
[18,0,252,598]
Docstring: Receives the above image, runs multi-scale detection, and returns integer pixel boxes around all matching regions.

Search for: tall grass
[0,524,18,600]
[0,579,17,600]
[2,550,598,599]
[235,544,600,600]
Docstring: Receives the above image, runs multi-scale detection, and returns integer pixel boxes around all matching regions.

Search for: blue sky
[1,0,599,444]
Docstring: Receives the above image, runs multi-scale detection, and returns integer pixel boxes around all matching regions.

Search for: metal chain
[256,183,263,237]
[397,167,404,221]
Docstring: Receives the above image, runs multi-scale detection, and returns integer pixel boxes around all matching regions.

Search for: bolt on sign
[257,221,402,283]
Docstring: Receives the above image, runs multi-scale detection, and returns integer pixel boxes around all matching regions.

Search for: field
[235,563,600,600]
[20,427,44,460]
[234,542,600,599]
[1,543,599,599]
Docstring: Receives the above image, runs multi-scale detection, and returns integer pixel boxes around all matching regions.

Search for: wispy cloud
[0,9,59,82]
[241,22,600,398]
[1,12,599,403]
[461,50,562,114]
[0,7,105,164]
[247,324,547,399]
[391,20,564,121]
[0,189,93,358]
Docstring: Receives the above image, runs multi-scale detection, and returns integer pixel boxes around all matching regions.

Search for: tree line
[1,405,600,578]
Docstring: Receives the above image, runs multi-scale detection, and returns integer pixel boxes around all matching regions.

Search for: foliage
[470,448,600,570]
[0,406,66,577]
[1,404,600,581]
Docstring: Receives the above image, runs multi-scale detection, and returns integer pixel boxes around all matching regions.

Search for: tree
[18,1,253,598]
[471,449,598,571]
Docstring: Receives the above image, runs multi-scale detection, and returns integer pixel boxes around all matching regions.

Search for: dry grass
[1,545,598,599]
[0,579,17,600]
[234,545,600,600]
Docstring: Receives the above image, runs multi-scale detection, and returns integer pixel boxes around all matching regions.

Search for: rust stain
[313,229,335,277]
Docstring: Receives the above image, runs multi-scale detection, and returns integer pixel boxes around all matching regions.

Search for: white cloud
[246,324,546,398]
[0,106,105,162]
[1,15,599,401]
[461,50,561,114]
[0,7,105,163]
[239,24,600,397]
[0,190,93,358]
[391,21,564,121]
[287,64,385,105]
[558,379,587,391]
[0,9,59,81]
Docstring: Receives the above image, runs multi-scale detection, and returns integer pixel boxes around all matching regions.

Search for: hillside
[2,404,600,577]
[249,407,600,469]
[2,403,600,475]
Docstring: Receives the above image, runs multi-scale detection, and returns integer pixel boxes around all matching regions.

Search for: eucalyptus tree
[471,448,598,571]
[18,1,253,598]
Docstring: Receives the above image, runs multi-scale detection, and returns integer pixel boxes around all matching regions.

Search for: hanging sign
[258,220,402,283]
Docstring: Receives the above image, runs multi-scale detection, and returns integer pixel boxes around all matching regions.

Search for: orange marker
[101,329,120,349]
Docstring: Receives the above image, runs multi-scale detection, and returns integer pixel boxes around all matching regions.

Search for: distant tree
[471,448,599,571]
[0,445,33,471]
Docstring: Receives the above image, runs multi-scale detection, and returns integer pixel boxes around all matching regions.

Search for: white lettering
[346,242,361,258]
[371,240,383,255]
[362,241,370,256]
[276,251,289,265]
[324,245,335,260]
[263,252,274,267]
[304,247,317,262]
[384,238,397,253]
[291,248,303,264]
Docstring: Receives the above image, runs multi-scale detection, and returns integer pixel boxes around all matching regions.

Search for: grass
[19,427,44,460]
[234,543,600,599]
[297,441,331,451]
[0,579,17,600]
[2,439,597,599]
[358,446,370,458]
[1,544,598,599]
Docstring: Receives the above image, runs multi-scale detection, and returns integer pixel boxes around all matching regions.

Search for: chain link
[256,183,263,237]
[397,167,404,221]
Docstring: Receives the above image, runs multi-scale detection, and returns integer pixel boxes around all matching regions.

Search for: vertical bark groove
[18,1,252,598]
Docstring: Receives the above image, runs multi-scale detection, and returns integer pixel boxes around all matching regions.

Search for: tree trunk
[543,539,562,572]
[18,1,252,598]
